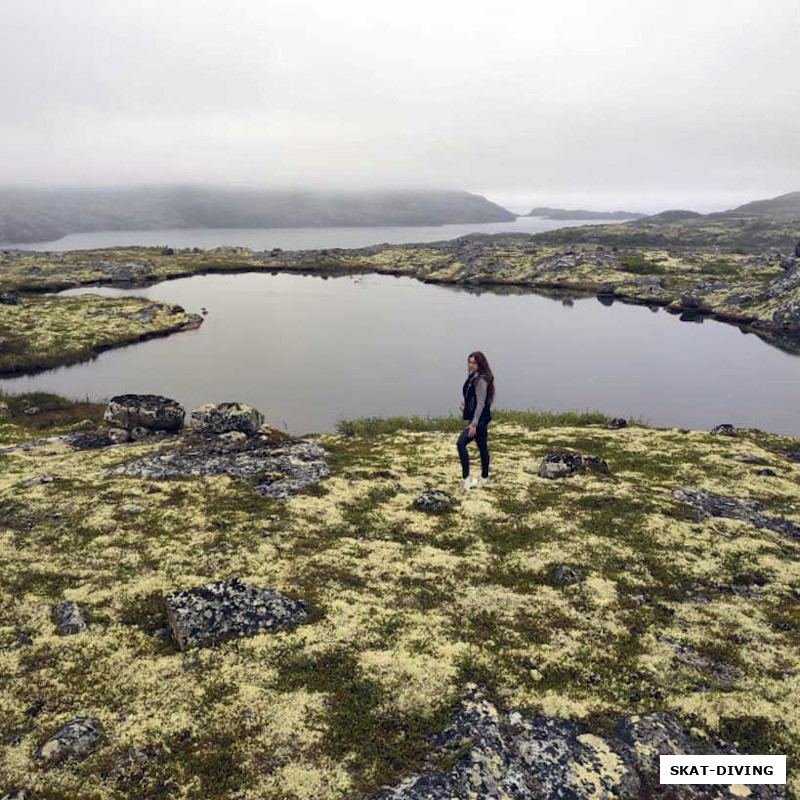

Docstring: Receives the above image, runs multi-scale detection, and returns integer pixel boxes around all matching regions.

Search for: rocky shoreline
[2,235,800,374]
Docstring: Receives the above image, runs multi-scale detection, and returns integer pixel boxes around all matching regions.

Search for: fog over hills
[0,187,516,244]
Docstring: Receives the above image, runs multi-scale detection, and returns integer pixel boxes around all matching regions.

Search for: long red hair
[469,351,495,405]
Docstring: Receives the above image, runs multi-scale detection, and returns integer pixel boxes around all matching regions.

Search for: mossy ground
[0,295,195,374]
[1,403,800,798]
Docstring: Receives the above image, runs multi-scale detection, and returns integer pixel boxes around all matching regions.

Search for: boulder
[52,601,88,635]
[67,430,118,450]
[35,717,103,763]
[710,423,736,436]
[1,790,28,800]
[537,453,610,479]
[0,290,20,305]
[608,417,628,429]
[165,578,309,650]
[189,402,265,436]
[104,394,184,433]
[549,563,583,586]
[412,490,458,514]
[784,450,800,463]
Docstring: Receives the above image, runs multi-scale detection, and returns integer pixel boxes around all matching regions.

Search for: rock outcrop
[537,453,611,479]
[710,424,736,436]
[35,717,103,763]
[104,394,185,433]
[371,688,785,800]
[51,601,88,635]
[110,432,328,499]
[165,579,309,650]
[189,402,265,435]
[412,490,458,514]
[673,487,800,540]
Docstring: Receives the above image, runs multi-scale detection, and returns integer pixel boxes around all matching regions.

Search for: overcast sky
[2,0,798,212]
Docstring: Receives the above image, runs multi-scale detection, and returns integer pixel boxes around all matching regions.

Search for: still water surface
[5,216,611,252]
[1,272,799,436]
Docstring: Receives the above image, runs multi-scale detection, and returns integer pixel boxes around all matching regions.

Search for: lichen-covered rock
[412,490,457,514]
[110,435,328,499]
[0,290,20,305]
[372,690,785,800]
[537,453,610,479]
[673,487,800,541]
[67,429,119,450]
[189,402,265,436]
[52,601,88,635]
[104,394,184,432]
[165,578,308,650]
[710,423,736,436]
[549,563,583,586]
[35,717,103,763]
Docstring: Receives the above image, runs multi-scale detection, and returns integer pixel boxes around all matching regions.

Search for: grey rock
[104,394,184,433]
[710,423,736,436]
[189,402,265,436]
[724,453,768,465]
[110,435,328,500]
[757,469,778,477]
[412,490,458,514]
[1,790,28,800]
[52,601,88,635]
[549,563,583,586]
[108,428,132,444]
[608,417,628,429]
[673,487,800,541]
[371,691,785,800]
[67,430,117,450]
[537,453,610,479]
[0,290,20,305]
[165,578,308,650]
[784,450,800,463]
[35,717,103,763]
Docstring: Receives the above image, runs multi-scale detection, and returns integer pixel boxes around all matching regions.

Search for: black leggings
[457,423,490,479]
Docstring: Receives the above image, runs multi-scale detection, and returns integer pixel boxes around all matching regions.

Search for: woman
[457,351,495,490]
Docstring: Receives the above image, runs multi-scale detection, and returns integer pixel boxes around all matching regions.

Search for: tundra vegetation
[1,395,800,798]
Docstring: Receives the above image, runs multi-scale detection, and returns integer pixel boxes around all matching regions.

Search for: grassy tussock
[336,409,629,437]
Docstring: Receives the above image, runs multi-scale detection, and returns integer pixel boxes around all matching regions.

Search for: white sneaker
[480,476,490,486]
[462,477,478,491]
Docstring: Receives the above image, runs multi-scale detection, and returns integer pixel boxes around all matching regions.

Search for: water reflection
[1,272,799,436]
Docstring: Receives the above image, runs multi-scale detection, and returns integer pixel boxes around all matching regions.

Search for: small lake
[4,215,613,252]
[2,272,800,436]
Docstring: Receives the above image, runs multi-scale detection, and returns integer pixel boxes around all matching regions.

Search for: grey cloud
[1,0,798,211]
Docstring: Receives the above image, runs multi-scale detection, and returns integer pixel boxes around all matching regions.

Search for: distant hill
[716,191,800,221]
[531,190,800,253]
[0,187,516,244]
[525,207,645,220]
[632,209,704,224]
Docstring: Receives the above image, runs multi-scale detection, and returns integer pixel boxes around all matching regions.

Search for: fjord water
[4,215,607,252]
[2,272,800,436]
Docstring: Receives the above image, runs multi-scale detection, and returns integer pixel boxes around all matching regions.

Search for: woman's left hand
[468,425,477,438]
